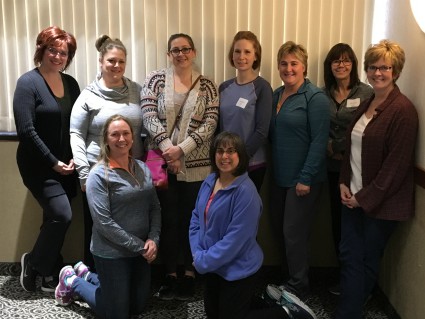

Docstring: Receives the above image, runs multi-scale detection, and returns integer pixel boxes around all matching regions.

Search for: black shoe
[20,253,37,292]
[156,275,177,300]
[175,275,195,301]
[41,276,59,292]
[328,283,340,296]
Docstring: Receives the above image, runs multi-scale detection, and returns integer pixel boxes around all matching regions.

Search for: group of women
[13,25,418,319]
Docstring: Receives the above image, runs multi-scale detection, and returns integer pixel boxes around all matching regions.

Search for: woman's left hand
[296,183,310,197]
[142,239,158,264]
[342,194,360,209]
[167,158,182,175]
[163,146,184,161]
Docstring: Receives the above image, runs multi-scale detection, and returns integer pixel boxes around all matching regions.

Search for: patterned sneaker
[279,290,317,319]
[74,261,90,280]
[55,266,76,306]
[266,284,285,301]
[20,253,37,292]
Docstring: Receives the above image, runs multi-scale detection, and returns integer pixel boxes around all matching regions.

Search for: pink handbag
[143,75,201,190]
[143,149,168,190]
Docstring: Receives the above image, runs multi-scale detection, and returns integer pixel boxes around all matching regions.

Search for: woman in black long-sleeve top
[13,26,80,293]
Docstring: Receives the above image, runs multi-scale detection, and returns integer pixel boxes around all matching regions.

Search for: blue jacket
[270,79,330,187]
[189,172,263,281]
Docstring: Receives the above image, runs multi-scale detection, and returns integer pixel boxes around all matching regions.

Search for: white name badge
[347,98,360,108]
[236,97,248,109]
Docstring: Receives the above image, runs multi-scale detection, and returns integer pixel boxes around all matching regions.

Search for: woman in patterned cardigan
[141,33,219,301]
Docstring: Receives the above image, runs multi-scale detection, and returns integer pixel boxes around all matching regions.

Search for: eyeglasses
[331,59,352,66]
[169,47,193,56]
[216,148,237,155]
[47,47,68,58]
[367,65,392,72]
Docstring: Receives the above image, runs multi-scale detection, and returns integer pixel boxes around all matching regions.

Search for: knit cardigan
[141,67,219,182]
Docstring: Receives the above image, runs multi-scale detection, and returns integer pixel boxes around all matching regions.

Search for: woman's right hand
[53,161,75,175]
[340,183,352,203]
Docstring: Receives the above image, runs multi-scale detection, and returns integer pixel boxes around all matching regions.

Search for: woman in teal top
[269,41,329,301]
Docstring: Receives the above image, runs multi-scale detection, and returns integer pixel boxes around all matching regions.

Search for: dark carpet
[0,263,399,318]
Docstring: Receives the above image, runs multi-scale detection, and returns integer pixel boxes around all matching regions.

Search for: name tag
[347,98,360,108]
[236,97,248,109]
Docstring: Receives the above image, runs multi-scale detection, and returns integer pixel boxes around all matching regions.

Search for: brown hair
[95,35,127,60]
[167,33,196,52]
[228,31,262,70]
[323,43,360,91]
[33,26,77,71]
[210,131,249,177]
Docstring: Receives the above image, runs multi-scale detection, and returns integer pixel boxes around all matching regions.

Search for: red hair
[33,26,77,71]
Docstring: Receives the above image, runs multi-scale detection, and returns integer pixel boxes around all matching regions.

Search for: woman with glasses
[70,35,144,271]
[14,26,79,293]
[141,33,219,301]
[189,131,316,319]
[322,43,373,295]
[218,31,272,192]
[267,41,329,303]
[335,40,418,319]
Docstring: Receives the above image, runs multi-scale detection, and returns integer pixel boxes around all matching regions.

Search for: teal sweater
[270,79,330,187]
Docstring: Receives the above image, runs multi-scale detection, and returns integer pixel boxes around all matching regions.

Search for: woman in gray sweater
[70,35,143,270]
[55,115,161,319]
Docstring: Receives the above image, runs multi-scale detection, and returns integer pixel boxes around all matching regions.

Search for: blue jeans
[335,206,398,319]
[72,255,151,319]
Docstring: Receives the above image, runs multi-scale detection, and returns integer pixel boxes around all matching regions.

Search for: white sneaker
[279,290,317,319]
[266,284,285,301]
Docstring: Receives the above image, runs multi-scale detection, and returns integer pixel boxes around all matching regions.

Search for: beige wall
[374,1,425,319]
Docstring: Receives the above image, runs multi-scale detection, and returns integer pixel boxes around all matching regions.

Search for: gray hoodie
[70,74,143,187]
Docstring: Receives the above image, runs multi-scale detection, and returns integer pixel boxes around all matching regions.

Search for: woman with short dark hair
[190,131,317,319]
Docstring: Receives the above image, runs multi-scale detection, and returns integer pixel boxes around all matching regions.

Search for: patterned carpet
[0,263,398,318]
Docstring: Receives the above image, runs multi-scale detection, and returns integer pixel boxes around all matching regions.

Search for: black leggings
[157,174,202,274]
[30,192,72,276]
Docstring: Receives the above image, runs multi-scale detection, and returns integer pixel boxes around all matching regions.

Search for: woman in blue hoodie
[189,131,316,319]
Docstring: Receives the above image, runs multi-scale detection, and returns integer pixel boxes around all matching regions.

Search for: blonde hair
[99,114,134,167]
[364,39,405,82]
[277,41,308,77]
